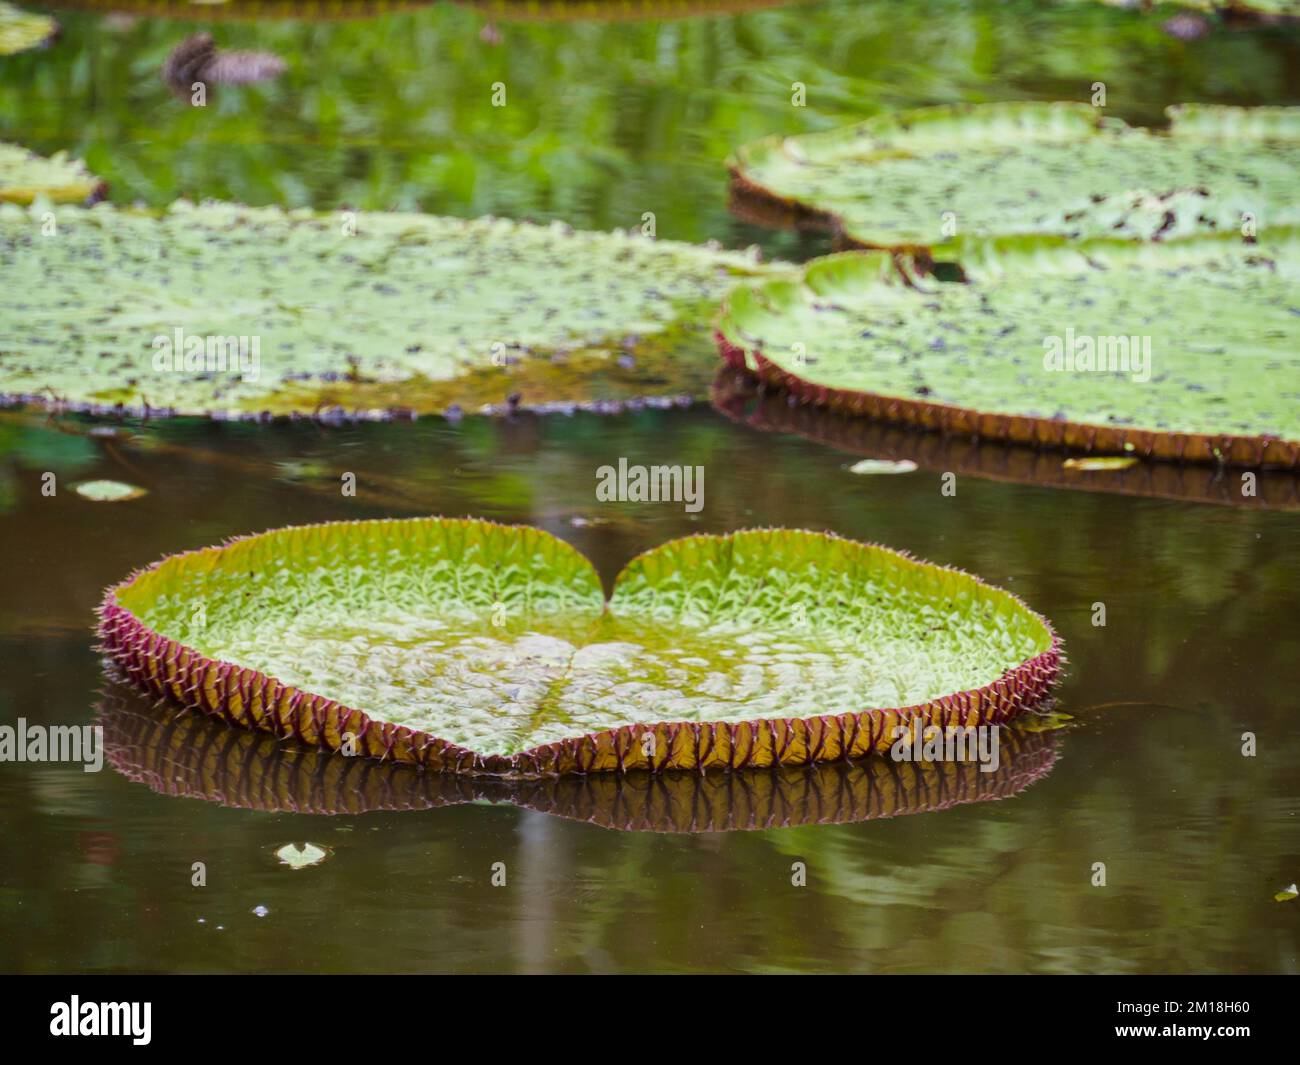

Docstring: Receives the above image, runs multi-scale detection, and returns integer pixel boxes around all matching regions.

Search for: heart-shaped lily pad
[0,143,105,205]
[729,102,1300,249]
[99,518,1060,776]
[99,675,1061,829]
[0,199,772,417]
[716,229,1300,468]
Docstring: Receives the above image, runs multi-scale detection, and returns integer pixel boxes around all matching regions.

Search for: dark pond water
[1,0,1298,974]
[0,405,1296,973]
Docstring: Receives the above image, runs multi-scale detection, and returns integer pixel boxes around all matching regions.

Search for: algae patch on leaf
[0,143,104,205]
[729,102,1300,249]
[99,517,1060,776]
[0,200,774,417]
[716,230,1300,468]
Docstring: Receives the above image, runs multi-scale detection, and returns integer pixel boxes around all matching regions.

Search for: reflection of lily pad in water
[0,143,105,205]
[729,102,1300,249]
[98,677,1062,831]
[99,517,1060,775]
[716,230,1300,468]
[711,366,1300,509]
[0,3,55,56]
[72,479,147,502]
[0,200,773,417]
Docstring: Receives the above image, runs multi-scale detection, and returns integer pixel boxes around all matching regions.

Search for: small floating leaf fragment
[72,479,147,502]
[1062,457,1139,472]
[848,458,918,475]
[274,842,330,870]
[1275,883,1298,902]
[251,904,270,917]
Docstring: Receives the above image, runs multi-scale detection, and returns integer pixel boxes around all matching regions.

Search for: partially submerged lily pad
[0,143,104,205]
[716,229,1300,468]
[0,200,772,417]
[729,102,1300,249]
[0,3,55,56]
[711,366,1300,509]
[72,479,147,502]
[99,517,1060,776]
[99,672,1061,828]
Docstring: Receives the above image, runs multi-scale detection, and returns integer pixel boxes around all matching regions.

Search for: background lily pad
[729,102,1300,249]
[0,3,55,56]
[100,517,1059,775]
[711,365,1300,508]
[717,229,1300,467]
[0,143,105,205]
[0,199,772,416]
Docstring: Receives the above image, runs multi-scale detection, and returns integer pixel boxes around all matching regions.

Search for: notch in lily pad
[99,516,1060,776]
[716,229,1300,469]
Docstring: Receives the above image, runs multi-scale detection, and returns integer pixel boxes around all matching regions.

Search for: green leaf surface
[0,3,54,56]
[72,479,147,501]
[729,102,1300,248]
[0,142,104,205]
[717,229,1300,467]
[848,458,918,475]
[0,199,773,416]
[274,842,330,868]
[100,518,1059,773]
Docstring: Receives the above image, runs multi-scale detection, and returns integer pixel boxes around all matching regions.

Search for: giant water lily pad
[0,200,772,416]
[716,229,1300,468]
[729,102,1300,249]
[99,676,1061,829]
[99,518,1060,776]
[0,3,55,55]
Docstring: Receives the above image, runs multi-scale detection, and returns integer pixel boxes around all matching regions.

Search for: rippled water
[1,0,1298,973]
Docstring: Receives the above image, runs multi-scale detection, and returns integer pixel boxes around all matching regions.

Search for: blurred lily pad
[0,142,104,205]
[0,3,54,56]
[729,102,1300,249]
[1275,883,1298,902]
